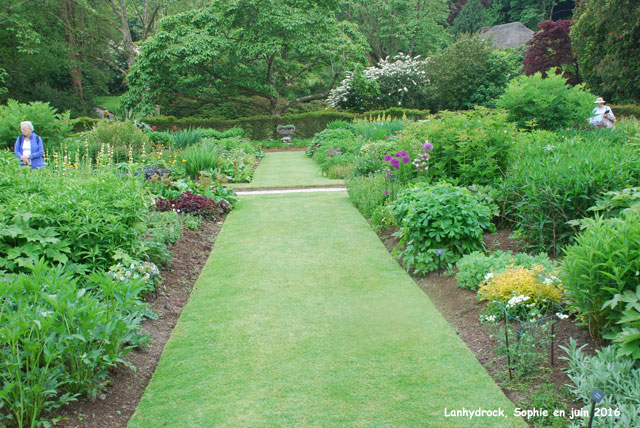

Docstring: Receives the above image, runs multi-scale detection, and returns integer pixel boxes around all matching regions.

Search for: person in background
[589,97,616,129]
[14,121,45,169]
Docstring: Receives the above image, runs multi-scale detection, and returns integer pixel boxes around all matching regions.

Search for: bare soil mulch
[378,228,597,416]
[53,219,224,428]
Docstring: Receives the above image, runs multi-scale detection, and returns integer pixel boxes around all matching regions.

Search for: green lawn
[231,151,344,189]
[93,95,121,112]
[128,191,525,427]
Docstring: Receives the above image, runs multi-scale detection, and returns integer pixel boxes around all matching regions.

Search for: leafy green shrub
[147,211,183,246]
[0,156,150,273]
[497,72,594,130]
[85,120,150,163]
[0,263,152,427]
[306,128,361,157]
[560,339,640,427]
[456,250,557,291]
[428,37,522,111]
[390,182,495,274]
[395,108,516,186]
[346,174,391,222]
[0,99,73,149]
[326,120,352,129]
[147,130,173,147]
[561,211,640,342]
[200,126,245,139]
[502,130,640,255]
[584,187,640,219]
[71,116,101,132]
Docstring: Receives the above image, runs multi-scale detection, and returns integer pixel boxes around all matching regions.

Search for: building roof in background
[480,22,534,48]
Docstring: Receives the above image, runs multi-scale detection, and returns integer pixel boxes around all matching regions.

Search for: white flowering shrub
[327,54,433,111]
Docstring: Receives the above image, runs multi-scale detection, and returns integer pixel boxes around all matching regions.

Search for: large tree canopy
[570,0,640,103]
[340,0,450,64]
[122,0,368,116]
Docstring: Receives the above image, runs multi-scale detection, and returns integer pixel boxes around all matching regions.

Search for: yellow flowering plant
[479,265,565,321]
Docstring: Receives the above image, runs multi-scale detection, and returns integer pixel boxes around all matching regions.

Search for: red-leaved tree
[522,20,580,85]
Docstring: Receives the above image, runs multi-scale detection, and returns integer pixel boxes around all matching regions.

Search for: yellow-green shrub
[479,265,564,306]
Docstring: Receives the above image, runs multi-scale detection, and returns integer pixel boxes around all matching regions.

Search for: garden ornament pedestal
[277,124,295,146]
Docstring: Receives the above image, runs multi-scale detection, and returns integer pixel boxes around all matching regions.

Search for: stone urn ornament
[277,124,296,146]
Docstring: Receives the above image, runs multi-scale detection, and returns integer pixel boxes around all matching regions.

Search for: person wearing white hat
[589,97,616,129]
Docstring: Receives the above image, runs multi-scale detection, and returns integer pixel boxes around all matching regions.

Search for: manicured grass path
[231,151,344,189]
[129,153,525,427]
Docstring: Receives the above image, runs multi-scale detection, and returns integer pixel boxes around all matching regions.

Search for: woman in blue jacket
[14,121,45,169]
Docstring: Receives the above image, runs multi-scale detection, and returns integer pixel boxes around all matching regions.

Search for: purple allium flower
[384,190,389,195]
[394,152,401,157]
[401,156,410,163]
[398,150,409,157]
[423,141,434,151]
[386,173,392,178]
[384,154,392,161]
[390,158,400,169]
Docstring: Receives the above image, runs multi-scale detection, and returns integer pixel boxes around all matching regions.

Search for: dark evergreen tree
[451,0,487,35]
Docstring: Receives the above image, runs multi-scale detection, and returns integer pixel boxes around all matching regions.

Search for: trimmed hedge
[611,104,640,119]
[141,108,431,140]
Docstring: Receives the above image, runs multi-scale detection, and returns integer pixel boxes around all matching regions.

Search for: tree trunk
[60,0,84,100]
[109,0,136,68]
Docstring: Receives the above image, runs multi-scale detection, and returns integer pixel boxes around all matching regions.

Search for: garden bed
[53,218,225,428]
[378,227,598,425]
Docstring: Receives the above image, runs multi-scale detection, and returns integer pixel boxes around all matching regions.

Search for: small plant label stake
[435,249,444,276]
[588,389,605,428]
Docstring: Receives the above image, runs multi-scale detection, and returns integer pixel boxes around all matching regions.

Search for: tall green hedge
[140,109,430,140]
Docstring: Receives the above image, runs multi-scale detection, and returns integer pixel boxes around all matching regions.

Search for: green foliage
[604,285,640,359]
[561,211,640,342]
[343,0,451,62]
[306,128,362,158]
[395,108,516,186]
[147,211,183,246]
[585,187,640,219]
[456,250,557,291]
[497,72,594,130]
[182,144,221,179]
[612,104,640,119]
[570,0,640,103]
[390,182,494,274]
[0,100,72,150]
[502,130,640,255]
[560,339,640,427]
[0,262,152,427]
[71,116,101,133]
[123,1,368,116]
[427,37,522,111]
[170,128,204,149]
[489,321,552,381]
[143,111,355,140]
[0,155,150,273]
[85,120,151,163]
[351,119,406,141]
[451,0,487,35]
[346,174,391,223]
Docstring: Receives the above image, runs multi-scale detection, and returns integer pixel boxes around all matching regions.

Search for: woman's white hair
[20,121,34,131]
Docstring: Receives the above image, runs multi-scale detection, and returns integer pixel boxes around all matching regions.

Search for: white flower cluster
[108,261,160,282]
[506,294,530,308]
[542,274,560,286]
[484,272,494,281]
[481,314,497,323]
[327,53,431,108]
[555,312,569,320]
